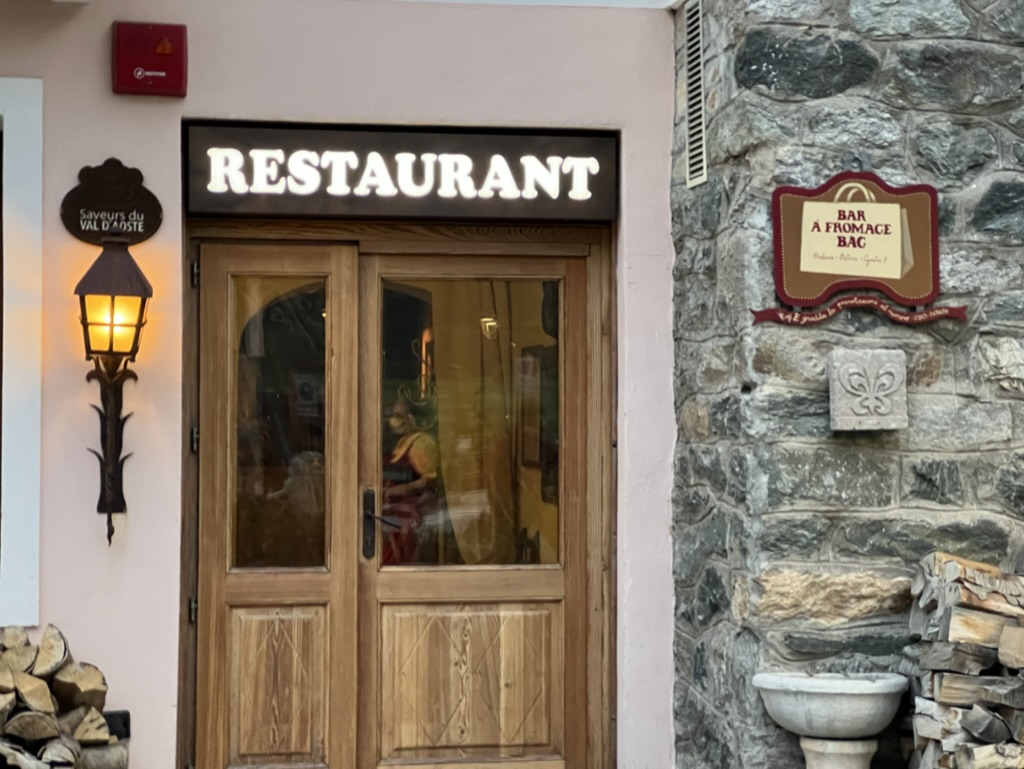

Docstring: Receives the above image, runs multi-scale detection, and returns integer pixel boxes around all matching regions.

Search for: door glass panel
[380,278,559,566]
[233,276,327,569]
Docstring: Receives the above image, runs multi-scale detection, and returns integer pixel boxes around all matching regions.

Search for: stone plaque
[829,349,908,431]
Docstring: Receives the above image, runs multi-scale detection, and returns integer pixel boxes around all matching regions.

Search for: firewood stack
[905,551,1024,769]
[0,625,126,769]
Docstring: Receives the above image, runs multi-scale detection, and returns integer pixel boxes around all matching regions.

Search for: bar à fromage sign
[185,123,617,221]
[754,171,966,325]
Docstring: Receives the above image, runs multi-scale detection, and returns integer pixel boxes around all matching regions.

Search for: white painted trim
[0,78,43,626]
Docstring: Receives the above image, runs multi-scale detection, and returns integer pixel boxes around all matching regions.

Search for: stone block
[913,119,997,184]
[761,444,897,510]
[833,514,1011,564]
[972,179,1024,242]
[850,0,970,36]
[829,348,908,431]
[756,569,912,625]
[735,29,879,100]
[880,43,1024,112]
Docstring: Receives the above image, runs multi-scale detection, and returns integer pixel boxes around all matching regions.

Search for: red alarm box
[112,22,187,98]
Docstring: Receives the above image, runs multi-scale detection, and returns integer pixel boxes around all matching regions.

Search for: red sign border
[771,171,940,308]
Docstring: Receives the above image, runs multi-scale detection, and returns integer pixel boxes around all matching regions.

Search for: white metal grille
[682,0,707,188]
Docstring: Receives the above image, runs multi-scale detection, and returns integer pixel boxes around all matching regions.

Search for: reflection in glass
[234,277,327,569]
[380,279,559,566]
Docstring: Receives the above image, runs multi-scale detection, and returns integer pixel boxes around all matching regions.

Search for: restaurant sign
[60,158,163,246]
[754,171,966,325]
[185,123,618,221]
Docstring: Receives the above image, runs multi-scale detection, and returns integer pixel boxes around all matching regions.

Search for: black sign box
[185,123,618,222]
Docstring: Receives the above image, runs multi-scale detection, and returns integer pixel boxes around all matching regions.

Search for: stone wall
[671,1,1024,767]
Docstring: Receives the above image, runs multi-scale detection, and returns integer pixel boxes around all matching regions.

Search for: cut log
[0,691,16,723]
[0,664,14,695]
[956,742,1024,769]
[72,707,110,747]
[921,672,936,699]
[901,647,925,677]
[13,671,54,714]
[52,662,107,712]
[921,738,963,769]
[0,646,38,674]
[911,602,942,640]
[32,625,69,679]
[4,712,59,742]
[962,704,1011,743]
[916,696,970,726]
[0,628,30,651]
[943,582,1024,619]
[932,673,1010,707]
[0,739,48,769]
[38,735,81,765]
[929,552,1003,581]
[77,740,128,769]
[921,642,999,675]
[981,679,1024,709]
[914,697,970,743]
[1000,626,1024,669]
[57,705,88,736]
[914,552,1003,603]
[913,713,973,745]
[941,607,1015,648]
[998,706,1024,742]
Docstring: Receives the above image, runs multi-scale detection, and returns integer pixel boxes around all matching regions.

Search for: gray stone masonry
[672,1,1024,767]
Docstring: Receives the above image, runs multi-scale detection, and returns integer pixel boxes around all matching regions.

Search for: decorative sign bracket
[753,171,965,326]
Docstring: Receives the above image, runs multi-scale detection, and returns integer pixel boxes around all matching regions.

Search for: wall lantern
[73,230,153,544]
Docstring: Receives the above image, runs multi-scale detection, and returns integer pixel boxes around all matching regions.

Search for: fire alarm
[112,22,187,98]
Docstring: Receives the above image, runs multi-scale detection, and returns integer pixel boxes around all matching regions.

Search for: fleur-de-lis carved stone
[829,349,908,431]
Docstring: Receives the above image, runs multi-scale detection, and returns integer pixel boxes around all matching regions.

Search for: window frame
[0,78,43,625]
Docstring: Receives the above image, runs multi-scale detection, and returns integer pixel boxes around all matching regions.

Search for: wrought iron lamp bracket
[86,355,138,544]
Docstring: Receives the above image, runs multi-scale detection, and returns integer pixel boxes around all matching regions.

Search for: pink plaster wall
[0,2,675,767]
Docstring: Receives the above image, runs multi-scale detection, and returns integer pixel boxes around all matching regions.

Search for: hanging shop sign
[60,158,163,245]
[753,171,966,325]
[184,123,618,221]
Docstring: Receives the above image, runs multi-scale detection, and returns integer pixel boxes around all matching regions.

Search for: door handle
[362,488,401,559]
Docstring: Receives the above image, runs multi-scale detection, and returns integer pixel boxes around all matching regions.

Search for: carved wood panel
[381,603,559,760]
[229,605,329,766]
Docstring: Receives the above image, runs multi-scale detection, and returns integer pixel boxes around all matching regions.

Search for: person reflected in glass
[381,400,440,565]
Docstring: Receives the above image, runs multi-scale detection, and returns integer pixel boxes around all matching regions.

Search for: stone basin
[752,672,907,739]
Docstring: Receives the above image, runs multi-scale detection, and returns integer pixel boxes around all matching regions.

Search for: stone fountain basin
[752,672,907,739]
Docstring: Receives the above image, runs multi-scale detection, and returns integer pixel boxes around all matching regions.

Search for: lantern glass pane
[88,325,111,353]
[111,323,136,354]
[84,295,112,326]
[113,295,142,324]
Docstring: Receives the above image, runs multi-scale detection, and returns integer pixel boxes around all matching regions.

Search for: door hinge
[188,597,198,624]
[191,261,200,287]
[190,426,199,453]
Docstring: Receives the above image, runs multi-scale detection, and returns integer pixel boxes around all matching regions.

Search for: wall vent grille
[682,0,707,188]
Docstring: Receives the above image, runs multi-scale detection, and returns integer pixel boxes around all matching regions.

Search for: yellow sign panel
[800,199,908,280]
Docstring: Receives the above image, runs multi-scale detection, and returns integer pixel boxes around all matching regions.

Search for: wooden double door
[193,232,608,769]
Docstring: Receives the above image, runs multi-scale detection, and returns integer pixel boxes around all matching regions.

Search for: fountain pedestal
[800,737,878,769]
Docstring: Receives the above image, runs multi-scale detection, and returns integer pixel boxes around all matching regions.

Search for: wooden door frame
[177,220,616,769]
